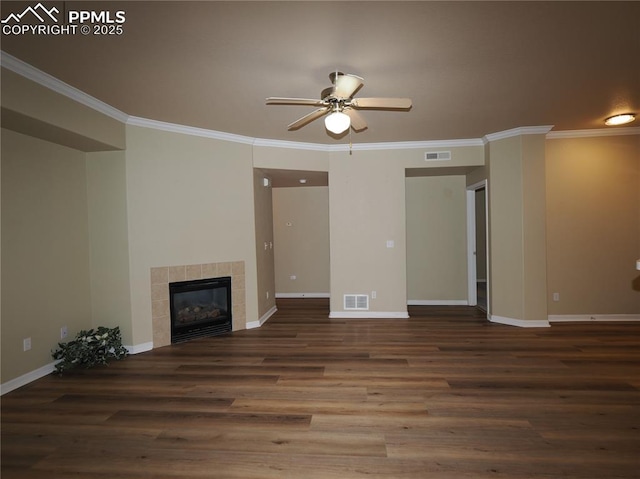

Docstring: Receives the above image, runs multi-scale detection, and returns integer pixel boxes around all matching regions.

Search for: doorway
[466,180,489,313]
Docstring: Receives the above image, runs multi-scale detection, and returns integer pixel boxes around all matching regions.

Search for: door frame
[466,180,489,313]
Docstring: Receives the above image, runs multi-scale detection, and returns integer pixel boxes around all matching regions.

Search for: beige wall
[521,135,548,321]
[253,169,276,317]
[86,151,133,339]
[487,134,548,323]
[273,186,330,296]
[329,149,408,315]
[406,176,468,302]
[124,125,258,344]
[488,137,524,319]
[253,144,329,172]
[546,134,640,315]
[1,129,93,382]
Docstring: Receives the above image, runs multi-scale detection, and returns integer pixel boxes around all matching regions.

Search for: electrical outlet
[61,326,68,339]
[553,292,560,302]
[266,291,269,299]
[290,275,296,280]
[371,291,377,299]
[23,337,32,351]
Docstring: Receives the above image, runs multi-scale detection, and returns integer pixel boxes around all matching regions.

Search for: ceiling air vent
[424,151,451,161]
[344,294,369,310]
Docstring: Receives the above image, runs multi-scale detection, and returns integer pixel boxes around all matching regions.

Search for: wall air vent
[344,294,369,310]
[424,151,451,161]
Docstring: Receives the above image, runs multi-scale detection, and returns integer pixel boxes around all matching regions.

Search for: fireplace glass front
[169,276,232,343]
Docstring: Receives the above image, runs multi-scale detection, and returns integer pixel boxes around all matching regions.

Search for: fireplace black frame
[169,276,232,343]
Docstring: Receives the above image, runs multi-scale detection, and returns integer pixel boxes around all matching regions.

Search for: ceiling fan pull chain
[349,129,353,155]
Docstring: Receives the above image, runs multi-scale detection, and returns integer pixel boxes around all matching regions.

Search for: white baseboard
[549,314,640,323]
[127,342,153,354]
[275,293,330,298]
[407,299,469,306]
[1,362,58,396]
[246,305,278,329]
[489,314,550,328]
[1,342,153,396]
[329,311,409,319]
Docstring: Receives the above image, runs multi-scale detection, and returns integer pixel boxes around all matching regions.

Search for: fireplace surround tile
[168,265,186,283]
[151,261,245,348]
[218,262,232,276]
[150,266,168,284]
[232,274,245,292]
[232,261,245,274]
[202,263,218,278]
[186,264,202,280]
[151,283,168,301]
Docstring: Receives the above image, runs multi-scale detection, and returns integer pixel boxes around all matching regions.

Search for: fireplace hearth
[169,276,232,343]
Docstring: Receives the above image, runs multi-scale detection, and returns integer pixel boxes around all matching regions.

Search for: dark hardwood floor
[2,299,639,478]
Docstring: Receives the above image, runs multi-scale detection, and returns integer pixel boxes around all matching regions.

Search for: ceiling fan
[266,72,412,134]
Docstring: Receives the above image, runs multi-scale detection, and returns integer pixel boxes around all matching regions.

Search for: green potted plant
[52,326,128,374]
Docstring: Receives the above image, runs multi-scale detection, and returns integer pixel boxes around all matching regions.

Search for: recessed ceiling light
[604,113,636,126]
[299,178,307,184]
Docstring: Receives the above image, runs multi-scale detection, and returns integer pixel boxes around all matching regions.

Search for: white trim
[484,125,554,143]
[466,188,477,307]
[275,292,330,298]
[407,300,468,306]
[1,362,57,395]
[489,314,550,328]
[253,137,332,151]
[1,51,129,123]
[255,137,484,152]
[337,138,484,151]
[126,342,153,355]
[246,305,278,329]
[329,311,409,319]
[547,127,640,139]
[549,314,640,323]
[127,116,255,145]
[0,341,154,395]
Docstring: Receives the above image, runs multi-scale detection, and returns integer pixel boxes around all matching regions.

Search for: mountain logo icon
[1,3,59,24]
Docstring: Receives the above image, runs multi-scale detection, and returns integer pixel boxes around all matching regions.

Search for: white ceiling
[1,1,639,145]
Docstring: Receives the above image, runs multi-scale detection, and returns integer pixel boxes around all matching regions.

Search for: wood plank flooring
[2,299,639,478]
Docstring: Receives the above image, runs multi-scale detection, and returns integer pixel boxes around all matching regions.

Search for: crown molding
[546,126,640,139]
[253,137,332,151]
[331,138,485,151]
[127,116,256,145]
[1,51,129,123]
[253,137,484,152]
[483,125,554,143]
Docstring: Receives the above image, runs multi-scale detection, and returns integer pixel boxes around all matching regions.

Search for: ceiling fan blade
[344,108,368,131]
[266,97,327,106]
[350,97,412,109]
[287,107,330,130]
[333,74,364,99]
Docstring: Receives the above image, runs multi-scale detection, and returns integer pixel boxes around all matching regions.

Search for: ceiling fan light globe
[325,112,351,134]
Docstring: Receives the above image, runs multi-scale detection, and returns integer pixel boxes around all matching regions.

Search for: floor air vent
[344,294,369,310]
[424,151,451,161]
